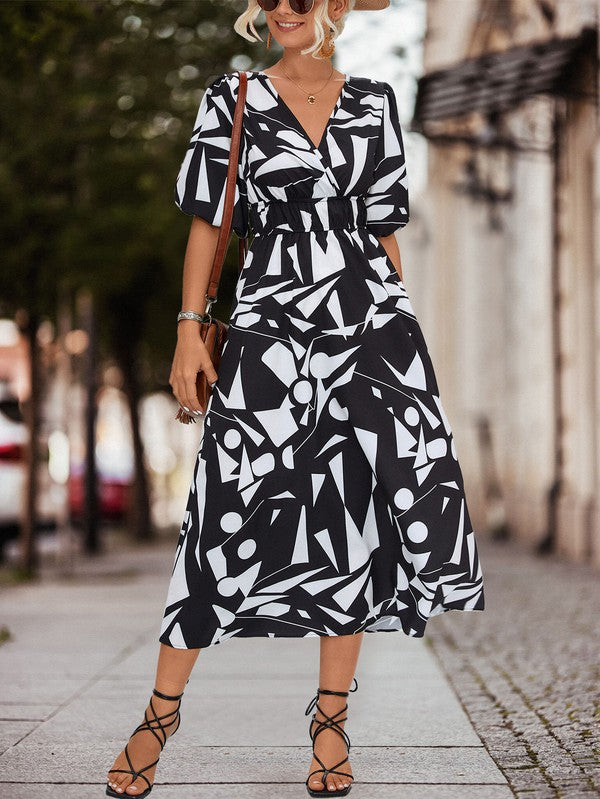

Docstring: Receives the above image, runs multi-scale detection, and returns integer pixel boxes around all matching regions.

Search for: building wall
[556,92,599,561]
[416,0,600,565]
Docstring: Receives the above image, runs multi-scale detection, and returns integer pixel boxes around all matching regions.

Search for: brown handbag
[176,71,249,424]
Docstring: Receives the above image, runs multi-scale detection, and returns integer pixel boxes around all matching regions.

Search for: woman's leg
[106,643,201,795]
[307,632,364,793]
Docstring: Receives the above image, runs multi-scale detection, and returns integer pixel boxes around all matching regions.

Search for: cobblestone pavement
[424,534,600,799]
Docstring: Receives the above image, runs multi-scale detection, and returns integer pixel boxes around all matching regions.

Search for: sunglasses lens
[290,0,314,12]
[258,0,314,13]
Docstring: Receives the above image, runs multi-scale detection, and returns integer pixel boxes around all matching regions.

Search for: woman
[106,0,485,796]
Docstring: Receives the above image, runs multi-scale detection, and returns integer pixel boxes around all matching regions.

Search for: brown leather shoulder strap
[206,70,248,304]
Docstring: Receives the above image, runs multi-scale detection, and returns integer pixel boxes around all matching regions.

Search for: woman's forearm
[178,216,222,336]
[170,215,221,412]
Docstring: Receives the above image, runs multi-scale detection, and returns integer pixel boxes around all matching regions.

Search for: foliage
[0,0,265,390]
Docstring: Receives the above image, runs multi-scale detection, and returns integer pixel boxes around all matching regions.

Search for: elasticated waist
[250,196,367,236]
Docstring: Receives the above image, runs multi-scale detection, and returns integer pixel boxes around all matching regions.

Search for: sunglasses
[258,0,315,14]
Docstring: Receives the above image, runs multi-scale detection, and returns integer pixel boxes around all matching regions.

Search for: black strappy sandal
[304,676,359,797]
[106,686,185,798]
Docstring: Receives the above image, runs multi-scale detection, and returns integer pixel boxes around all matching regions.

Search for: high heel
[304,676,358,797]
[106,686,185,798]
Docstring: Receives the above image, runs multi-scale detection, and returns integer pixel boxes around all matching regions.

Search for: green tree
[0,0,266,563]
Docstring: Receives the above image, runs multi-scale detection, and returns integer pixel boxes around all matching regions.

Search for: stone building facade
[404,0,599,565]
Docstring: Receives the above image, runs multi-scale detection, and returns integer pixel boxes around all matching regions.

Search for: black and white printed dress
[159,70,485,649]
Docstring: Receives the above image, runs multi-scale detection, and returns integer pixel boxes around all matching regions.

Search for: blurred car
[0,389,60,557]
[68,385,134,522]
[68,464,132,521]
[0,381,132,559]
[0,392,28,532]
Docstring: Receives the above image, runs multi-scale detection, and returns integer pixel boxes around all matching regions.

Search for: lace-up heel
[106,686,185,798]
[304,676,359,796]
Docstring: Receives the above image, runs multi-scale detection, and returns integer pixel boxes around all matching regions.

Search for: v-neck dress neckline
[256,70,349,154]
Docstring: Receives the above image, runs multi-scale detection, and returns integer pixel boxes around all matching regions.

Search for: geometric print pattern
[159,71,485,650]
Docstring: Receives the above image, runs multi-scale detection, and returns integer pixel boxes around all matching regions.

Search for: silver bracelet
[177,310,206,324]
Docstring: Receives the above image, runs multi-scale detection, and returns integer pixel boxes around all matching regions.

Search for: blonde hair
[234,0,356,60]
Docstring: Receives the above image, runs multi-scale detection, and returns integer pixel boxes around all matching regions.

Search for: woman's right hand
[169,322,218,416]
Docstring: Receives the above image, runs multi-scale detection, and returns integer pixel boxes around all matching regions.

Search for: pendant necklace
[279,61,335,104]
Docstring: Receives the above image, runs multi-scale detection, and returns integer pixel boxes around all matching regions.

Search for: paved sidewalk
[0,532,509,799]
[425,535,600,799]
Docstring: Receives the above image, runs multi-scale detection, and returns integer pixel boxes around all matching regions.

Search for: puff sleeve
[174,72,249,238]
[365,81,409,237]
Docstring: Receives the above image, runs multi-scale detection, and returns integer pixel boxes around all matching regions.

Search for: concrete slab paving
[16,676,480,747]
[0,703,57,721]
[0,539,509,798]
[112,628,446,679]
[0,677,92,705]
[0,720,39,752]
[1,784,516,799]
[0,744,505,785]
[0,670,487,757]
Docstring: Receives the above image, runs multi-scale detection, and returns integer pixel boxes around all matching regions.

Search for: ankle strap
[304,677,358,719]
[153,687,184,701]
[317,676,358,697]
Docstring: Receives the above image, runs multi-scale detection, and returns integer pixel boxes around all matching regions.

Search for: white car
[0,393,28,528]
[0,389,57,560]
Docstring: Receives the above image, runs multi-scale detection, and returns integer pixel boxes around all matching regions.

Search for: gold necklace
[278,61,335,105]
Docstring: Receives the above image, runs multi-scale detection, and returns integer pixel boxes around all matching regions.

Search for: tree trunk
[20,313,41,576]
[78,290,100,555]
[119,348,153,542]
